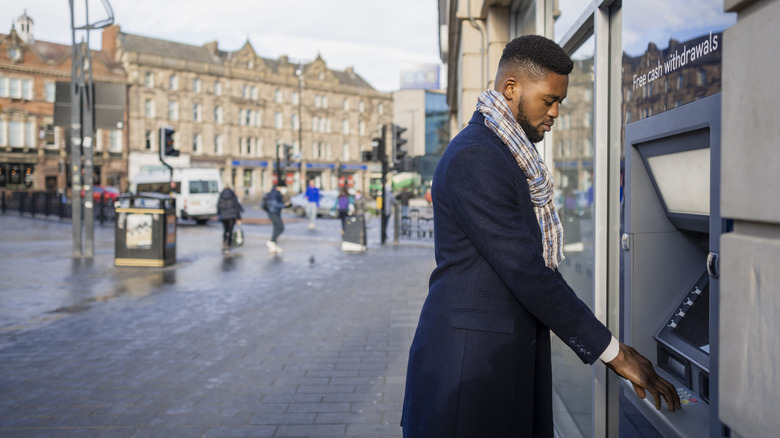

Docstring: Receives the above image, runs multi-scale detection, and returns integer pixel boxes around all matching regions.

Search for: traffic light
[393,124,408,169]
[372,137,385,163]
[161,127,179,157]
[283,144,294,164]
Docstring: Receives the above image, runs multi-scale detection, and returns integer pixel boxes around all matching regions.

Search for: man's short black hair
[499,35,573,80]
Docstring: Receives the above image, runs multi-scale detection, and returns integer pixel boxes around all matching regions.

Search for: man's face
[512,72,568,143]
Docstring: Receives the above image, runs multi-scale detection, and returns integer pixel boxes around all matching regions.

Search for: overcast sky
[3,0,442,92]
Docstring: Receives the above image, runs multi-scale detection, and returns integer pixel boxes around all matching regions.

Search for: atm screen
[656,271,711,370]
[671,282,710,353]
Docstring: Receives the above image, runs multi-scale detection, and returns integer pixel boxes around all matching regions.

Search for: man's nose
[548,102,560,118]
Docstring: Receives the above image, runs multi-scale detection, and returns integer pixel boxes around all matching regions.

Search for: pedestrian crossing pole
[379,125,388,244]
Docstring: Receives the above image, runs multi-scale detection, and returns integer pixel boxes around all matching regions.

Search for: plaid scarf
[476,90,564,270]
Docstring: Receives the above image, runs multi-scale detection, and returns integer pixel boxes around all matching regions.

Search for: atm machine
[621,94,725,437]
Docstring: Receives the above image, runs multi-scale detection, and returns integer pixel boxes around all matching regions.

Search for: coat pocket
[450,309,515,334]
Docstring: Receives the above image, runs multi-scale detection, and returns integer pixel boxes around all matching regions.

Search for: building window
[109,129,122,153]
[144,72,154,87]
[214,81,222,95]
[193,103,201,122]
[377,103,383,115]
[21,79,32,100]
[342,119,349,135]
[0,76,6,97]
[245,109,252,127]
[192,133,201,153]
[242,85,249,99]
[314,95,322,108]
[275,112,283,130]
[214,135,222,155]
[169,74,178,90]
[44,124,55,147]
[358,100,365,112]
[214,106,223,123]
[255,111,262,127]
[292,114,299,131]
[359,120,365,136]
[697,69,708,86]
[342,143,349,161]
[192,77,201,92]
[251,86,258,100]
[292,91,299,105]
[8,121,22,146]
[343,98,349,111]
[44,82,55,102]
[275,89,283,103]
[144,99,154,118]
[26,122,34,147]
[168,100,178,121]
[145,130,152,150]
[322,96,328,108]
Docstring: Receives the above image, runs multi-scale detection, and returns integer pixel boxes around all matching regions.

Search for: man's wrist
[599,336,620,363]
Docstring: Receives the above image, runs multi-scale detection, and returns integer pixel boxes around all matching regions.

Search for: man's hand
[606,342,681,411]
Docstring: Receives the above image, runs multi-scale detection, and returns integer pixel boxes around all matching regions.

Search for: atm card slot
[657,344,692,388]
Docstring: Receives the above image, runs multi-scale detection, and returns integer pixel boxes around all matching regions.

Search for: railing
[398,206,434,241]
[0,191,116,225]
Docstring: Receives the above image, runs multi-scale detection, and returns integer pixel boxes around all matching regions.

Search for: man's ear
[501,77,520,102]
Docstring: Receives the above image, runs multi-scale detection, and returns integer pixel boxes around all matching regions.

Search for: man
[216,184,243,255]
[305,179,320,230]
[265,183,286,254]
[401,35,680,437]
[398,187,413,217]
[381,185,395,243]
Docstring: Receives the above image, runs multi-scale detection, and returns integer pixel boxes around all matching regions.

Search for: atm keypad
[677,388,699,406]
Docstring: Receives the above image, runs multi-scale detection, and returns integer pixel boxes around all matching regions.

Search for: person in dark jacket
[400,35,680,438]
[266,183,286,253]
[217,184,243,254]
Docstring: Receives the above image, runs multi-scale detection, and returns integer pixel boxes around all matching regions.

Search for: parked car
[81,185,121,202]
[289,190,338,217]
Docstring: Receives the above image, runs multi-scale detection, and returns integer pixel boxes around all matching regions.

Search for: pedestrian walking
[332,186,354,233]
[401,35,680,438]
[217,184,243,255]
[381,185,395,242]
[265,183,286,254]
[398,187,413,217]
[305,179,320,230]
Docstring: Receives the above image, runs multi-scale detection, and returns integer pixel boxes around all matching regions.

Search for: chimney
[101,24,119,56]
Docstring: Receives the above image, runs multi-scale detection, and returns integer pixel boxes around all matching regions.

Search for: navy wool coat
[401,111,612,437]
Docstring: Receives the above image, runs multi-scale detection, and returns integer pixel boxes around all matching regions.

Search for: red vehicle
[81,185,121,202]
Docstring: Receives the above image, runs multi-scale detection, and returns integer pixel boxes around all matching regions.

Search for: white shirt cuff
[599,336,620,363]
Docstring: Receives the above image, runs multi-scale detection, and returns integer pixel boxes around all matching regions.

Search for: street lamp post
[295,64,304,187]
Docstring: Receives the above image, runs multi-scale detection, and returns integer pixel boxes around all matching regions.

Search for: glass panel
[555,0,591,41]
[550,33,595,438]
[622,1,735,121]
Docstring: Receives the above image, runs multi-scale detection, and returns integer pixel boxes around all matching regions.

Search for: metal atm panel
[622,94,722,438]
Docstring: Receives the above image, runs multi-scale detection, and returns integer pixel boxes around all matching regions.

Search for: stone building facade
[102,25,392,197]
[0,11,126,194]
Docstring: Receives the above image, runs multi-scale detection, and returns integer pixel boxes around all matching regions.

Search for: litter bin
[114,193,176,267]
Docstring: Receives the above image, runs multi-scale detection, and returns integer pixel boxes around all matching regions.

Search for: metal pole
[69,0,83,257]
[82,1,95,256]
[276,142,282,186]
[380,125,387,244]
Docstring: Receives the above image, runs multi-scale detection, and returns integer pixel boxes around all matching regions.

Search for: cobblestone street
[0,214,435,437]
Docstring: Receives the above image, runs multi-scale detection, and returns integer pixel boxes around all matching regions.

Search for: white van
[130,168,223,224]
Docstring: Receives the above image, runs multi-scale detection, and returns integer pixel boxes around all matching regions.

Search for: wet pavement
[0,210,435,437]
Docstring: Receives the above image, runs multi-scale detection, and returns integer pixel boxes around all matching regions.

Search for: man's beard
[516,100,545,144]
